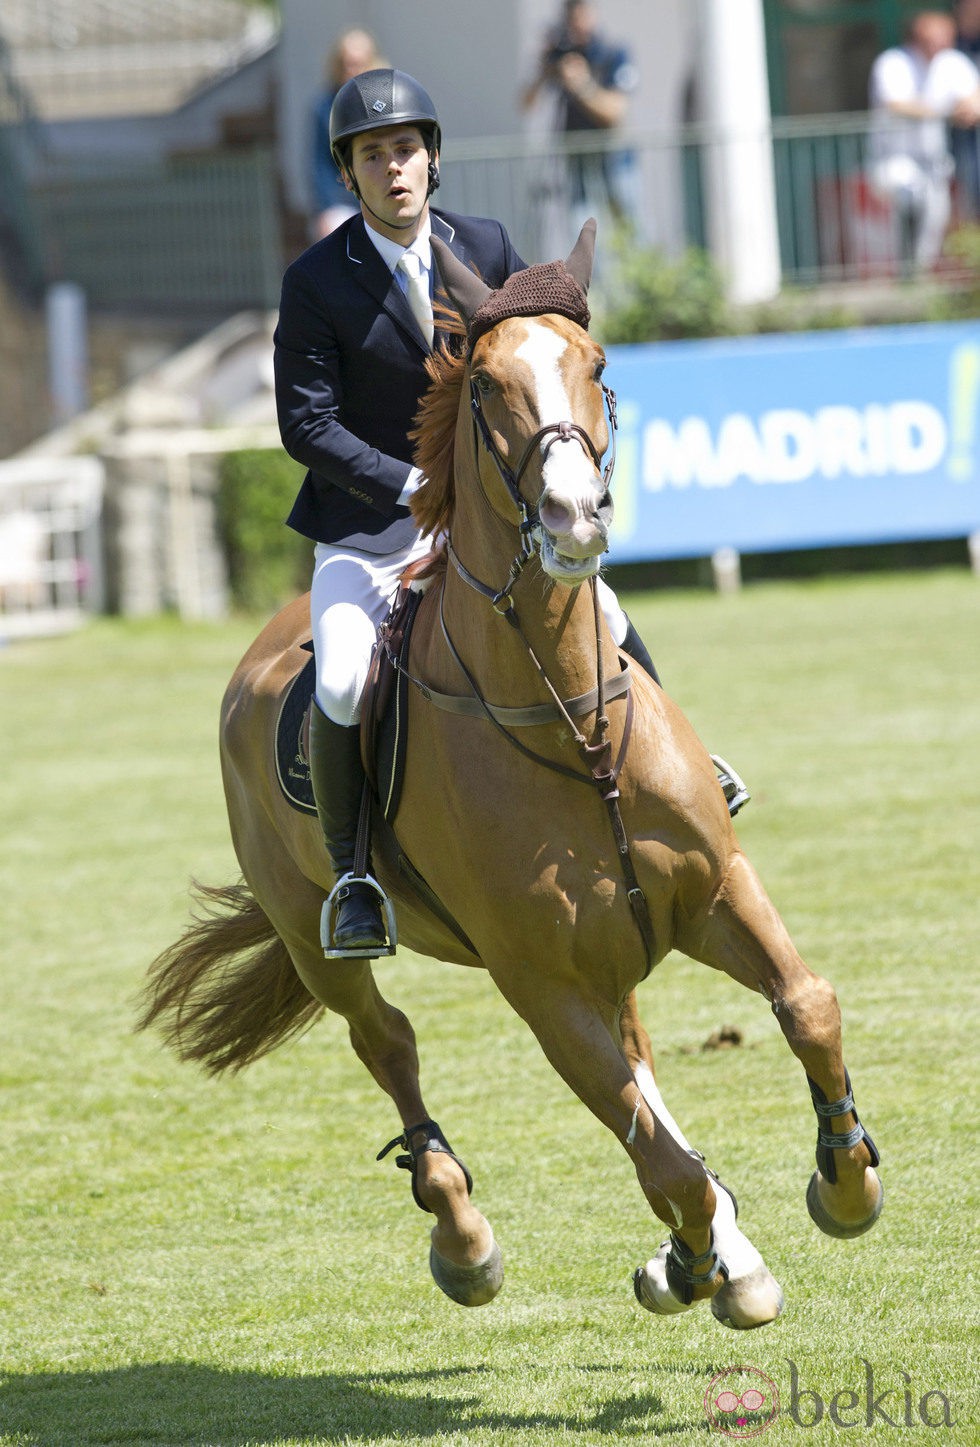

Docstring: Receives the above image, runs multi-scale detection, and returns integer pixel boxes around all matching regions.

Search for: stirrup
[710,753,750,817]
[320,871,397,959]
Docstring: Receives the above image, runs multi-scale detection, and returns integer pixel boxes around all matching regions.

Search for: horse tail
[137,880,324,1074]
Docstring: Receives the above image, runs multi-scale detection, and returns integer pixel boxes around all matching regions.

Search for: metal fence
[441,113,979,290]
[31,148,283,313]
[7,111,978,316]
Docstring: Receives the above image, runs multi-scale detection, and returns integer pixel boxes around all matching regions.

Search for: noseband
[468,375,619,558]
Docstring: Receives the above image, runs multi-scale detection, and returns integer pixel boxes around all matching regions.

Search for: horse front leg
[490,967,725,1308]
[618,993,784,1329]
[688,852,884,1240]
[262,880,501,1307]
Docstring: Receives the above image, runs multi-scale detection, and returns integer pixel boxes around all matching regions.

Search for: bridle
[467,372,619,565]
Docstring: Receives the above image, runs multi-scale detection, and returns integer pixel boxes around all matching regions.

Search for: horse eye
[473,372,494,396]
[594,359,606,382]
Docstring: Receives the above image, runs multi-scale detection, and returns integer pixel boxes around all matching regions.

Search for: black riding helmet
[329,68,442,196]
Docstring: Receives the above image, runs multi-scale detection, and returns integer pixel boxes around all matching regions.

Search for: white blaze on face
[514,320,598,505]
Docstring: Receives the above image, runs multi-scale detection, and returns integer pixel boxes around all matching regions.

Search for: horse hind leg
[233,832,502,1306]
[687,853,884,1240]
[619,995,784,1330]
[283,907,502,1307]
[377,1121,503,1306]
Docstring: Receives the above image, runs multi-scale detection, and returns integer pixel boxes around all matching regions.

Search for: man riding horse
[273,66,747,958]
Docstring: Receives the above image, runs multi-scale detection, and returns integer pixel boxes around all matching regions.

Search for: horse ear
[430,236,493,327]
[565,217,597,295]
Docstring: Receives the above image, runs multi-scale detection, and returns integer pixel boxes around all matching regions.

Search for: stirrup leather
[710,753,750,817]
[320,870,397,959]
[664,1230,728,1306]
[377,1118,474,1214]
[808,1071,880,1184]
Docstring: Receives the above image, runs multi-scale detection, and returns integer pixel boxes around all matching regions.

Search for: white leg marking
[633,1062,764,1280]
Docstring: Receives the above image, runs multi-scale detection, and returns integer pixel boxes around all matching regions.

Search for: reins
[426,375,656,974]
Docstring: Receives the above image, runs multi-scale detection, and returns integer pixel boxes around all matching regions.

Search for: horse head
[431,222,615,587]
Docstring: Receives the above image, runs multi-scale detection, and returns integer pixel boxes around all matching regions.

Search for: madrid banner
[604,319,980,561]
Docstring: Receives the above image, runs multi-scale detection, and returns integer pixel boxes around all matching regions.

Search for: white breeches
[311,533,433,725]
[311,536,629,727]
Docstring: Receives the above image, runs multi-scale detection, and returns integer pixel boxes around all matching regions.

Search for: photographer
[521,1,639,242]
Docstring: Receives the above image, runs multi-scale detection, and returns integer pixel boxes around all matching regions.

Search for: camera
[546,40,584,67]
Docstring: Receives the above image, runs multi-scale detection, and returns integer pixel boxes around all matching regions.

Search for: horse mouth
[539,533,602,584]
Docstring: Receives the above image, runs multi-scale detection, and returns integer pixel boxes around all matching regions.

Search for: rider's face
[347,125,433,241]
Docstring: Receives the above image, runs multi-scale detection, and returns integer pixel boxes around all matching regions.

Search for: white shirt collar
[364,216,432,276]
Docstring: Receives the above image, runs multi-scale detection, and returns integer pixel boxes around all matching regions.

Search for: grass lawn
[0,568,977,1445]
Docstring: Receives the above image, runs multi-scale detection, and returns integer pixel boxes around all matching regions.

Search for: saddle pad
[273,630,410,821]
[275,648,317,815]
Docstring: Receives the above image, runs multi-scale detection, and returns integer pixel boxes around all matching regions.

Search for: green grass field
[1,568,977,1446]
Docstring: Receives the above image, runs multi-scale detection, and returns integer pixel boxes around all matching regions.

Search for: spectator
[310,29,384,239]
[954,0,980,216]
[520,1,639,249]
[868,10,980,272]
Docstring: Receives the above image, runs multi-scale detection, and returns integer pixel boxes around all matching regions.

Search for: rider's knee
[315,677,362,728]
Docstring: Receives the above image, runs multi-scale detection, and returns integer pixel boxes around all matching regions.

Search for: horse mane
[408,341,467,540]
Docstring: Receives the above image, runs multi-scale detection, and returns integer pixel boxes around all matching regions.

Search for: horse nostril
[539,494,576,535]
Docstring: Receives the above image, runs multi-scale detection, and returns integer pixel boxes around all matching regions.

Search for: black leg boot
[308,701,389,955]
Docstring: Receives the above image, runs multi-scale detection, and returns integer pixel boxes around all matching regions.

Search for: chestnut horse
[140,223,881,1329]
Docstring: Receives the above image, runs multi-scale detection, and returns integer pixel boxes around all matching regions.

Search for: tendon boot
[308,701,393,957]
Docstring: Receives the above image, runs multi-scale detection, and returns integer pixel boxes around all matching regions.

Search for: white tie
[397,251,434,347]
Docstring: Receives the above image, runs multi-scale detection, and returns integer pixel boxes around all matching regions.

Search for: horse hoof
[806,1169,884,1239]
[429,1234,504,1307]
[633,1243,696,1316]
[710,1265,785,1330]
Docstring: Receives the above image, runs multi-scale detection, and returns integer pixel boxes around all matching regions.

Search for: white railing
[0,455,104,639]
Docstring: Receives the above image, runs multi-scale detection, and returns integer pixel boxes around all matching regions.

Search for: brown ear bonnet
[466,261,591,347]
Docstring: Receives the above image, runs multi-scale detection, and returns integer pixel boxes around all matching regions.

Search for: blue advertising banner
[603,319,980,562]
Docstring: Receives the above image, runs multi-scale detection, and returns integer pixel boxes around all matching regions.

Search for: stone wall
[0,275,204,461]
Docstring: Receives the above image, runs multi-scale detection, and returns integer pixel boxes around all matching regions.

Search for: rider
[274,67,738,960]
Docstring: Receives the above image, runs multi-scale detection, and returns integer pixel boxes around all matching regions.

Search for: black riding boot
[308,701,388,954]
[620,616,749,817]
[621,615,661,686]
